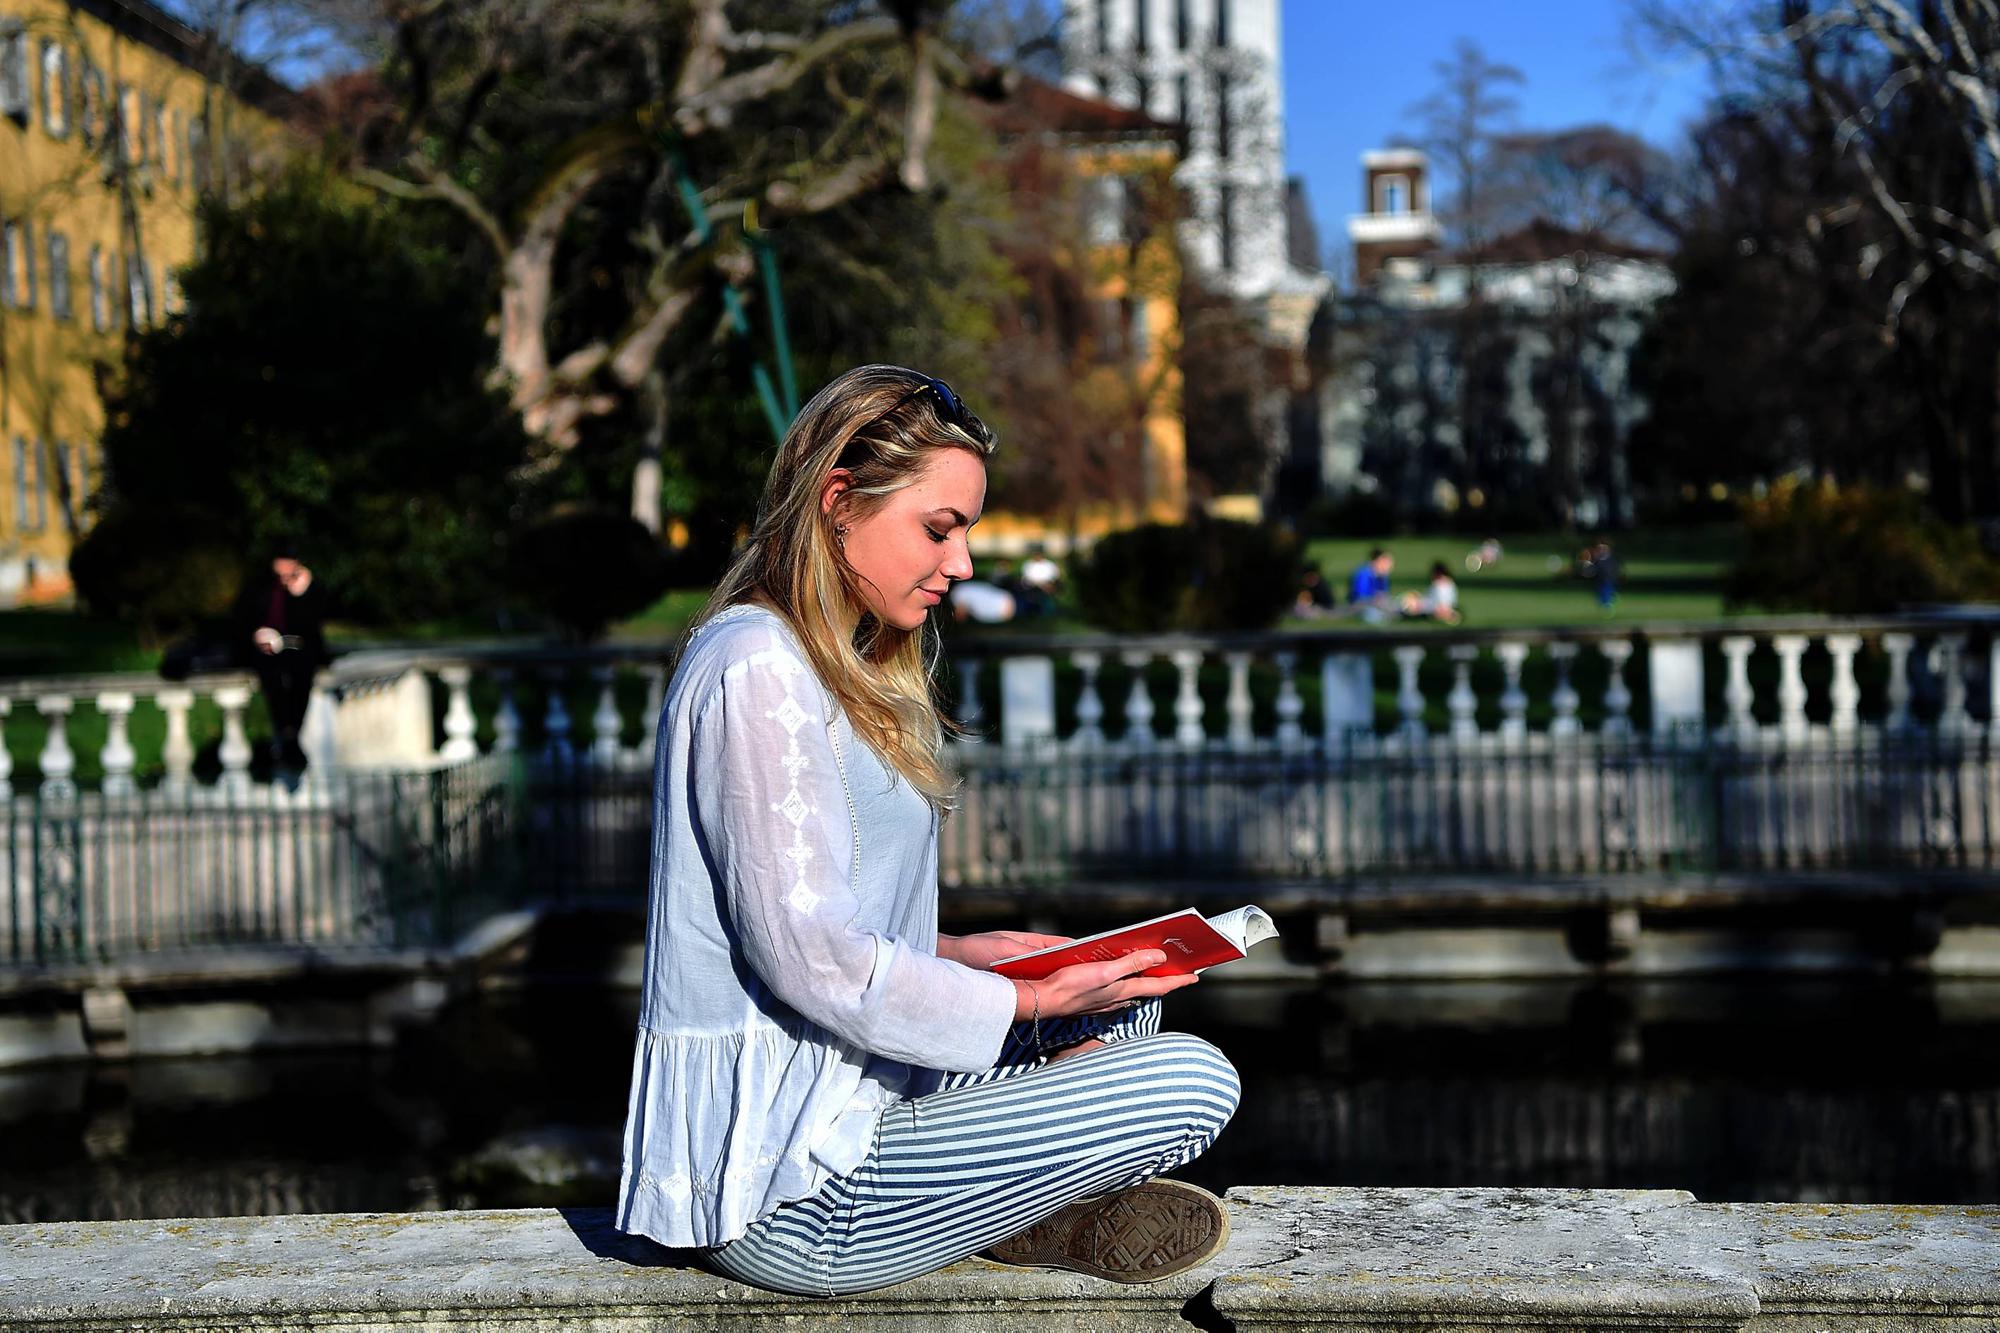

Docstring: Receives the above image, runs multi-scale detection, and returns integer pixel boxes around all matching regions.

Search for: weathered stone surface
[1211,1186,1759,1330]
[0,1206,1217,1332]
[1734,1202,2000,1331]
[4,1189,2000,1331]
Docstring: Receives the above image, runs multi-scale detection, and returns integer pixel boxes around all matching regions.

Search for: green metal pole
[754,239,798,418]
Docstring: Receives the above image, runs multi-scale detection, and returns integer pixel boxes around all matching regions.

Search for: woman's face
[827,447,984,632]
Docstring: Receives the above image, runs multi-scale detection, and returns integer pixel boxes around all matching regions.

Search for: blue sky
[1284,0,1714,262]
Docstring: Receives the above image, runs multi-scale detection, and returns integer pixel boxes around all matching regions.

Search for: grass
[1297,527,1745,629]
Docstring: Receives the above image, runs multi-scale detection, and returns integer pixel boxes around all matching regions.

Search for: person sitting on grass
[1346,547,1396,624]
[1401,561,1461,624]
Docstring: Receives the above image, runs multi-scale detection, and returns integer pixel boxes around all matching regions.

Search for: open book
[991,906,1280,981]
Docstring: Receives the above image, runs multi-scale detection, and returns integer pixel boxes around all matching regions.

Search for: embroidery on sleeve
[767,669,823,915]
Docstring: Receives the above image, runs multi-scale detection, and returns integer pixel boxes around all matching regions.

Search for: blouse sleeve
[689,646,1016,1073]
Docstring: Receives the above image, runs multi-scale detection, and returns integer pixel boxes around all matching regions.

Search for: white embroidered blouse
[614,603,1018,1249]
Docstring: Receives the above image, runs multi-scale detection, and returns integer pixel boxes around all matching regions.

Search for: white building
[1061,0,1326,331]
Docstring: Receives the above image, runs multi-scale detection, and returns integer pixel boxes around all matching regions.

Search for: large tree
[318,0,1012,532]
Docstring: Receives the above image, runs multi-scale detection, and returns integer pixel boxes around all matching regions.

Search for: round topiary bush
[1074,518,1302,633]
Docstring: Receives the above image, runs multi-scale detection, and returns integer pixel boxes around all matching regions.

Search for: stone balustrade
[2,1186,1995,1330]
[946,614,2000,751]
[0,671,260,799]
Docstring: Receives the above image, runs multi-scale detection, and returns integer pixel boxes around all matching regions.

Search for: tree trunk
[632,367,667,534]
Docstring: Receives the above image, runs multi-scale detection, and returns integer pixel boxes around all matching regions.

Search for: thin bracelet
[1024,980,1043,1056]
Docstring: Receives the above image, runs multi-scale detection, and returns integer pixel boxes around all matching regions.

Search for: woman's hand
[1013,950,1198,1019]
[938,930,1071,972]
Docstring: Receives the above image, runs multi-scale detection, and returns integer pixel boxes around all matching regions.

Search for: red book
[991,906,1278,981]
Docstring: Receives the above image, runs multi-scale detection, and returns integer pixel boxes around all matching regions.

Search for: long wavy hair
[689,365,996,811]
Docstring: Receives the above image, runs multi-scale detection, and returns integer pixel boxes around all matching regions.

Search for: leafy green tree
[71,167,538,640]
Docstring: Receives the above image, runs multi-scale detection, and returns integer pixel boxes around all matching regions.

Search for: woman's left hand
[938,931,1072,971]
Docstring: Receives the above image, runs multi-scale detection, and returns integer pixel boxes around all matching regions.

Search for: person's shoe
[983,1179,1229,1283]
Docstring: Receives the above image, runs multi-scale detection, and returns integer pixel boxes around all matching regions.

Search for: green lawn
[1299,527,1744,629]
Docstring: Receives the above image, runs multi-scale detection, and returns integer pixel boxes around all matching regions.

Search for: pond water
[4,977,1997,1225]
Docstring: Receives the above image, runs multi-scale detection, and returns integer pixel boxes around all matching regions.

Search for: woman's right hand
[1012,951,1199,1019]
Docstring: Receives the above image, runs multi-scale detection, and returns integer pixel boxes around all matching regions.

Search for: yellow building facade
[0,0,282,604]
[976,79,1189,558]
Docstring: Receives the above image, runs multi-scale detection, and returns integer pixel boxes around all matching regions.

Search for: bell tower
[1348,149,1441,285]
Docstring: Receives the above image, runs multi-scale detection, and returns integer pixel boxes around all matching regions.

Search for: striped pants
[709,1001,1240,1297]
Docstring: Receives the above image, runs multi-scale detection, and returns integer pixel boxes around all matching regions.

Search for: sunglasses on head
[840,375,972,469]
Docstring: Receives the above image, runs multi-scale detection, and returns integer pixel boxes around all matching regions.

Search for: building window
[1218,183,1236,271]
[1130,299,1151,359]
[148,98,166,174]
[116,83,139,164]
[46,231,69,320]
[125,253,151,328]
[1132,0,1148,51]
[2,220,33,311]
[168,109,184,185]
[1376,173,1410,214]
[38,40,67,137]
[1214,68,1231,157]
[53,441,70,528]
[0,26,25,124]
[1176,73,1189,122]
[78,62,103,147]
[1176,0,1190,49]
[10,437,25,532]
[1214,0,1230,47]
[188,111,209,191]
[71,445,87,511]
[1095,0,1109,55]
[31,438,44,532]
[88,245,109,331]
[1135,74,1152,112]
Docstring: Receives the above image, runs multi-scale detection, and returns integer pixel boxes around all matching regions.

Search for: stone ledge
[1,1187,1996,1331]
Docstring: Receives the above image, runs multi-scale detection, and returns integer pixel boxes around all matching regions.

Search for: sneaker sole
[984,1179,1230,1283]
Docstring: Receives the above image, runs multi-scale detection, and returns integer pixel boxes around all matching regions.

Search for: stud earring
[835,523,849,550]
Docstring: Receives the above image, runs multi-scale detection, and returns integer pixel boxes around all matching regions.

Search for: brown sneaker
[983,1179,1230,1283]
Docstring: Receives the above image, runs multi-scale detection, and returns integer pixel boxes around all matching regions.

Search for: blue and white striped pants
[709,1000,1240,1297]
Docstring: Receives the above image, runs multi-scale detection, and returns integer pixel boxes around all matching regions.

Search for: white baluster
[0,698,12,797]
[1937,633,1971,733]
[1773,635,1809,740]
[1170,650,1205,748]
[640,664,667,762]
[1071,651,1104,748]
[1274,650,1304,747]
[1496,642,1529,739]
[96,691,136,796]
[1600,640,1634,738]
[157,688,194,794]
[591,666,622,765]
[1447,645,1479,741]
[1122,650,1155,748]
[1721,636,1756,738]
[1826,634,1862,734]
[36,694,75,800]
[1548,642,1580,737]
[213,684,253,796]
[438,667,478,762]
[492,669,521,754]
[542,669,574,765]
[954,657,984,739]
[1882,632,1915,732]
[1224,652,1254,751]
[1393,645,1427,739]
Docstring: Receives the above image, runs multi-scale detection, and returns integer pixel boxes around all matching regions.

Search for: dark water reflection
[3,978,1998,1224]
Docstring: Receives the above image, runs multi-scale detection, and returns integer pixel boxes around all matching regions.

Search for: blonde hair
[689,364,996,811]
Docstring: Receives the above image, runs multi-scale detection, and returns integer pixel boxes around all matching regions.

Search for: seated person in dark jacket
[235,548,329,772]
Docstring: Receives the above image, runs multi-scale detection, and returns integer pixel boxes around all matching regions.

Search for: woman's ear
[820,468,852,519]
